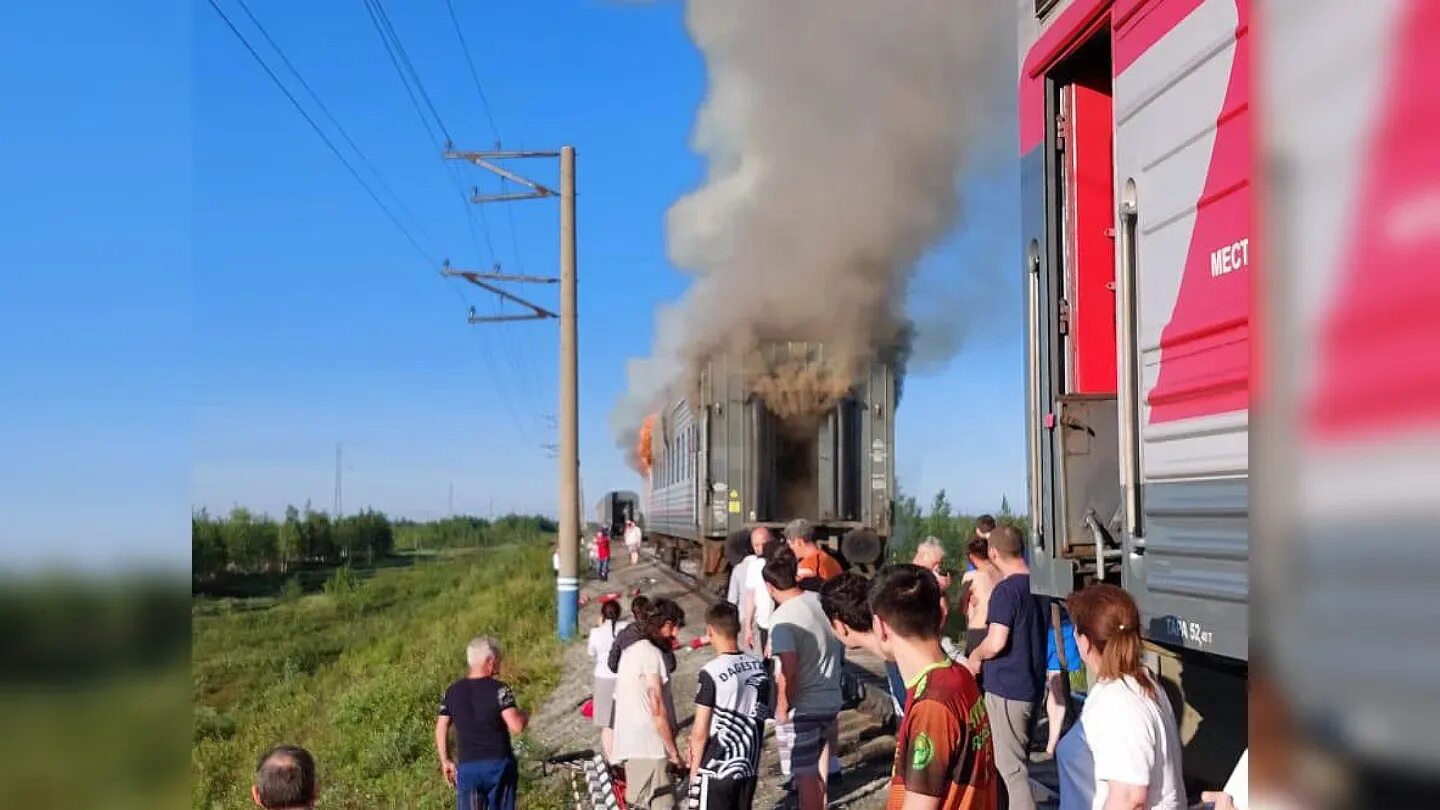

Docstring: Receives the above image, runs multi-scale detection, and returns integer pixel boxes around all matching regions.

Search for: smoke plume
[613,0,1009,465]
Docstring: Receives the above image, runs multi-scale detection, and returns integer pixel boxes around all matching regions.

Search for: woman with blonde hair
[1057,584,1185,810]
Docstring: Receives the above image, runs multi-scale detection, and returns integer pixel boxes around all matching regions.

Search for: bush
[323,566,359,599]
[193,706,235,742]
[278,576,303,604]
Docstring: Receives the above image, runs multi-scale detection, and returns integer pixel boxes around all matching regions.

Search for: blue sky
[1,1,1021,568]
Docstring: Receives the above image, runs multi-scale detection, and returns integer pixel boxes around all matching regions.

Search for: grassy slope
[192,544,563,809]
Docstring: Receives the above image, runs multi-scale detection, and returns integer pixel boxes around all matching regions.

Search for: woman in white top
[586,598,628,761]
[1057,584,1186,810]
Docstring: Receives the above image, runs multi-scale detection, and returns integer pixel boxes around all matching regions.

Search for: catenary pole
[556,146,580,639]
[443,145,580,640]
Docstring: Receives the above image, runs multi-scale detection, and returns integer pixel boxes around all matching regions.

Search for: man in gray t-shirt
[763,549,843,809]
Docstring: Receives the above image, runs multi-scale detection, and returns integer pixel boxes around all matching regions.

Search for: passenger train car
[593,491,641,539]
[1018,0,1249,787]
[643,341,895,591]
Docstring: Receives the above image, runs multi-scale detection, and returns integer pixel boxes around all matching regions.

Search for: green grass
[192,542,564,809]
[1,666,190,810]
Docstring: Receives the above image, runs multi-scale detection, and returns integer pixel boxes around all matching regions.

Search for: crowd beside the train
[242,516,1245,810]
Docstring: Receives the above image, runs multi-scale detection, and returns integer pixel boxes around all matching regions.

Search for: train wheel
[841,527,883,566]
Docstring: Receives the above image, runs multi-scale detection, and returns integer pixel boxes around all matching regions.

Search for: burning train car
[641,341,895,592]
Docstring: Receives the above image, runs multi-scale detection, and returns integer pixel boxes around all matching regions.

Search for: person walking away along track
[435,636,528,810]
[964,525,1045,810]
[686,601,771,810]
[624,519,644,566]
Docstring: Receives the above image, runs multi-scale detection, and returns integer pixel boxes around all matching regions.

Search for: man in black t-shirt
[435,635,529,810]
[686,602,770,810]
[964,525,1045,810]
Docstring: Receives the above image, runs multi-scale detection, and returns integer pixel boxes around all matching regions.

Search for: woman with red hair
[1057,584,1186,810]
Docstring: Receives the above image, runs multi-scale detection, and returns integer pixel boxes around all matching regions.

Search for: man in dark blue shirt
[964,525,1045,810]
[435,635,529,810]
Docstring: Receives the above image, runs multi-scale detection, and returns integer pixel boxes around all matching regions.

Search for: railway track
[641,547,725,603]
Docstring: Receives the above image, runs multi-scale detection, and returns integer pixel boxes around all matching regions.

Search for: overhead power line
[206,0,438,269]
[433,6,551,425]
[442,0,501,144]
[363,0,454,147]
[229,0,431,243]
[361,0,500,267]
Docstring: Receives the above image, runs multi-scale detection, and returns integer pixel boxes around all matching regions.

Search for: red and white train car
[1017,0,1250,787]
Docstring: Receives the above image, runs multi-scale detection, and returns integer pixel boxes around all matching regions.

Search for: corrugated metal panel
[1127,478,1248,660]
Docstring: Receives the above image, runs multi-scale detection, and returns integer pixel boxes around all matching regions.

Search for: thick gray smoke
[613,0,1009,463]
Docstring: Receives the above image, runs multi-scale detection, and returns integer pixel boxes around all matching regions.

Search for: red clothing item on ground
[885,660,1000,810]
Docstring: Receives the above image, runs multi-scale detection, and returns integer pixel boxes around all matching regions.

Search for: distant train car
[594,491,641,538]
[644,341,895,592]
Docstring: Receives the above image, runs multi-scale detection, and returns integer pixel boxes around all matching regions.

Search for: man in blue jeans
[435,635,529,810]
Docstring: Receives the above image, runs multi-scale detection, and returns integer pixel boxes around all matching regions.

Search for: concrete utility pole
[443,145,582,640]
[557,145,579,639]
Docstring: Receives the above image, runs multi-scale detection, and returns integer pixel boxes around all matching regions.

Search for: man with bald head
[741,526,778,655]
[252,745,317,810]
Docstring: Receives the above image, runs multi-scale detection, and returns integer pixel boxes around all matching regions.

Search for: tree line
[192,506,560,583]
[392,514,557,551]
[192,505,395,580]
[888,488,1029,566]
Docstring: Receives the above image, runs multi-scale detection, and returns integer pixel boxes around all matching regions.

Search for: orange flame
[637,414,655,477]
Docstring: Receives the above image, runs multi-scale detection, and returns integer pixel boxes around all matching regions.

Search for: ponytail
[1066,584,1156,700]
[601,598,622,637]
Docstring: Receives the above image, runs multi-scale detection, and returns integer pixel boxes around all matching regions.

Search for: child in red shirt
[595,530,611,581]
